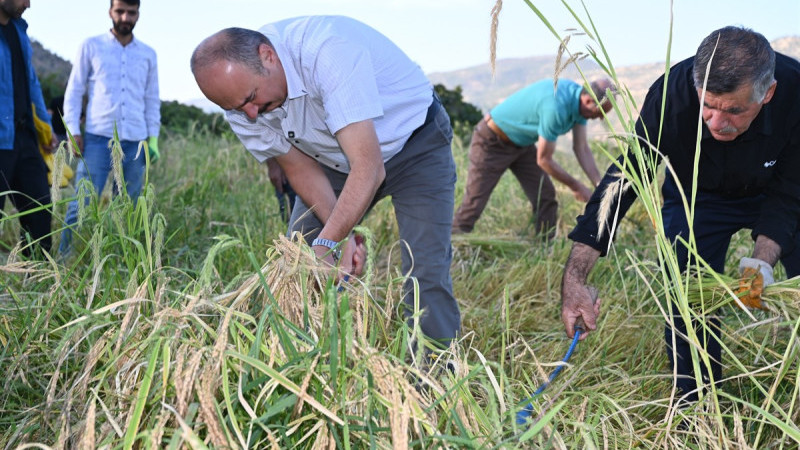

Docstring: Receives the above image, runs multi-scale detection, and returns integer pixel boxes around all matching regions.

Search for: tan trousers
[452,118,557,235]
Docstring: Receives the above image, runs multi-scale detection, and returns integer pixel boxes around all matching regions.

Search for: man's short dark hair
[693,26,775,102]
[191,28,273,76]
[111,0,140,7]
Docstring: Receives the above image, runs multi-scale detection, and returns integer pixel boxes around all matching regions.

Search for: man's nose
[242,103,258,120]
[706,111,729,128]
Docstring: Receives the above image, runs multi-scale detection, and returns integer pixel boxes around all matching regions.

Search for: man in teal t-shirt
[453,78,614,236]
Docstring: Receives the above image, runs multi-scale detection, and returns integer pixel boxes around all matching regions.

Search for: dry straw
[0,233,458,447]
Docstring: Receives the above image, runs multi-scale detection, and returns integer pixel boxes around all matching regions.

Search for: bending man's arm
[571,123,602,187]
[536,135,593,202]
[322,119,385,242]
[561,242,602,339]
[276,119,383,270]
[276,146,337,225]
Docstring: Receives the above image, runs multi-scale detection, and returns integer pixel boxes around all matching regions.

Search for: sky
[23,0,800,104]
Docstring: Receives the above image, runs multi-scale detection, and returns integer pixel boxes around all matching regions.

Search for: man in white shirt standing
[191,17,461,354]
[59,0,160,255]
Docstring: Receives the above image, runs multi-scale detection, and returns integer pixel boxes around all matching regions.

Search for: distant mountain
[29,34,799,116]
[772,36,800,60]
[428,55,601,112]
[31,40,72,90]
[430,36,800,114]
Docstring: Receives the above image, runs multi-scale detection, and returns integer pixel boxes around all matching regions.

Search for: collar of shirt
[104,29,138,48]
[269,35,307,102]
[226,16,432,173]
[250,25,354,171]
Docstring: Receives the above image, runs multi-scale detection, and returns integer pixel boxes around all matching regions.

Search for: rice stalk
[489,0,502,75]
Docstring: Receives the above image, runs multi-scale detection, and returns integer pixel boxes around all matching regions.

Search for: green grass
[2,123,797,448]
[2,5,800,447]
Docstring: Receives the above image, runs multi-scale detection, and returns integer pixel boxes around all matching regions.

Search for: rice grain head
[490,0,503,76]
[597,171,629,241]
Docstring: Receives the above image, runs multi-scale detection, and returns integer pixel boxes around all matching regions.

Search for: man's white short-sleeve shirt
[226,15,433,172]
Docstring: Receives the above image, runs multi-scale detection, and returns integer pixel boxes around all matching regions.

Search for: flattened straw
[78,396,97,450]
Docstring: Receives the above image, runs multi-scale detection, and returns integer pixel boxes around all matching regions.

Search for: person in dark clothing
[48,94,67,142]
[0,0,55,258]
[266,157,296,223]
[560,26,800,404]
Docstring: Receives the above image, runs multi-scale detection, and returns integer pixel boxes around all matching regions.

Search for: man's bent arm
[278,119,385,245]
[571,124,602,187]
[324,119,385,241]
[536,136,593,201]
[276,147,338,226]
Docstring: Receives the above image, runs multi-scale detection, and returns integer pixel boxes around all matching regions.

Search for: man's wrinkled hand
[69,134,84,157]
[313,233,367,284]
[340,233,367,277]
[572,184,593,203]
[561,281,601,340]
[45,131,58,154]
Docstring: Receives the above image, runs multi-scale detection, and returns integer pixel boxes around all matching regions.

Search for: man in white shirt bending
[191,16,461,353]
[60,0,160,255]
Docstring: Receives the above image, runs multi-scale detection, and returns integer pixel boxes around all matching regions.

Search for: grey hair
[191,27,273,75]
[588,78,617,105]
[692,26,775,103]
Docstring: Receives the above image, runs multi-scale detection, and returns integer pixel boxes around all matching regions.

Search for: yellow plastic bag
[31,103,74,187]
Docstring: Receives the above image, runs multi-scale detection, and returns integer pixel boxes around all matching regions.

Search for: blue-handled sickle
[515,325,583,425]
[515,287,597,425]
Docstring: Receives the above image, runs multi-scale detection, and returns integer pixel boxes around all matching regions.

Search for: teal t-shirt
[489,79,587,146]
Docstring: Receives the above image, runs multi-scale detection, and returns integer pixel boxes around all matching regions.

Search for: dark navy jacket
[0,17,51,150]
[570,53,800,255]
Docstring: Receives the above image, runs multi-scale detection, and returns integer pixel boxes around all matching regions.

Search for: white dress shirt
[226,15,432,173]
[64,31,160,141]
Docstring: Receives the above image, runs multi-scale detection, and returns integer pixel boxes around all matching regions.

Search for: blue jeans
[661,175,800,402]
[59,132,146,254]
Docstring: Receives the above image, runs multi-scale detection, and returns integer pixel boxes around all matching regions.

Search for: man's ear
[258,43,275,67]
[762,80,777,105]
